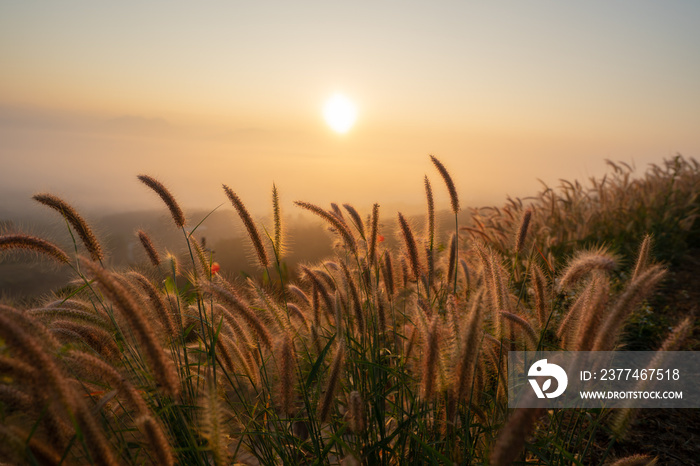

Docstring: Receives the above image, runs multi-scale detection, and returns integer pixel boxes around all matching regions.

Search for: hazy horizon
[2,2,699,218]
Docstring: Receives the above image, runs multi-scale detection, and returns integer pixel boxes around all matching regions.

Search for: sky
[1,1,699,218]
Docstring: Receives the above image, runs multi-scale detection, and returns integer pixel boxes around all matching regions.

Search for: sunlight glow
[323,94,357,133]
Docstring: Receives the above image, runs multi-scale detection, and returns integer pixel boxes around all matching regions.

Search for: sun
[323,94,357,134]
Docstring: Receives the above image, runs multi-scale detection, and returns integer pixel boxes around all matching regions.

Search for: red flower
[377,234,385,242]
[211,262,221,275]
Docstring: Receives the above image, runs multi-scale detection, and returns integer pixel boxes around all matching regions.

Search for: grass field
[0,155,698,465]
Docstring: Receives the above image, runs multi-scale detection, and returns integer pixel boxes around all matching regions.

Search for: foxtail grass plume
[447,233,457,286]
[460,258,470,296]
[429,155,459,214]
[607,455,657,466]
[32,193,104,261]
[421,316,440,399]
[398,213,421,282]
[330,202,344,220]
[515,208,533,253]
[631,234,653,280]
[68,350,149,415]
[288,284,311,306]
[0,308,75,416]
[367,203,380,265]
[572,274,610,351]
[187,235,211,276]
[531,264,548,329]
[499,311,538,350]
[0,234,70,264]
[286,303,309,329]
[272,183,285,260]
[137,175,186,228]
[318,341,345,423]
[199,377,230,465]
[248,277,289,332]
[0,304,62,351]
[278,333,296,415]
[343,203,365,239]
[556,283,593,344]
[424,175,435,248]
[295,201,358,255]
[51,319,120,361]
[557,247,617,292]
[81,258,180,397]
[475,243,509,337]
[592,264,667,351]
[340,261,363,332]
[223,185,270,268]
[136,229,161,266]
[204,279,273,348]
[658,315,694,352]
[381,252,395,298]
[128,271,176,338]
[301,266,335,318]
[164,251,180,276]
[425,245,434,290]
[452,297,482,403]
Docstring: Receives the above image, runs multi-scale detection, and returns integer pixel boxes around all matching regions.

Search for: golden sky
[1,2,699,216]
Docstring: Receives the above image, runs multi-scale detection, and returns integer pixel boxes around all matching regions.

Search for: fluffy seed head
[81,259,180,397]
[137,175,186,228]
[592,264,667,351]
[136,230,161,266]
[421,316,440,399]
[128,271,176,338]
[499,311,538,350]
[607,454,657,466]
[203,279,273,348]
[342,204,365,239]
[278,334,296,415]
[0,234,70,264]
[447,233,457,286]
[531,264,548,329]
[424,175,435,248]
[515,208,533,253]
[32,193,103,261]
[295,201,358,254]
[0,306,75,414]
[381,252,395,298]
[430,155,460,214]
[223,185,270,268]
[558,247,617,292]
[632,234,653,281]
[367,203,380,265]
[398,213,421,282]
[272,183,285,259]
[318,341,345,423]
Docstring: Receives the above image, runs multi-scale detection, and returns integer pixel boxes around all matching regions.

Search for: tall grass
[0,155,695,464]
